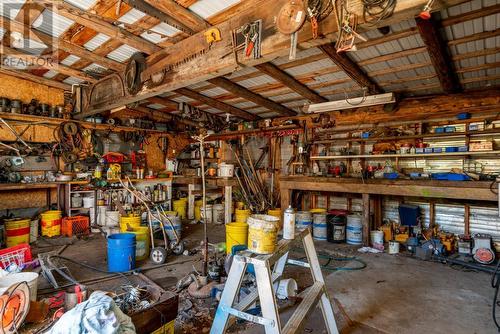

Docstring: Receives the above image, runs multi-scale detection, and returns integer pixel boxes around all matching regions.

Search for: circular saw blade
[276,0,306,35]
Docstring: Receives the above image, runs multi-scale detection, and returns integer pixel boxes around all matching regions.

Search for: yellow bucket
[236,202,245,210]
[235,209,251,223]
[131,226,150,261]
[195,199,203,207]
[5,219,30,247]
[267,208,282,228]
[310,208,327,214]
[247,215,279,254]
[173,200,187,220]
[41,210,62,237]
[194,206,201,222]
[225,223,248,254]
[120,215,141,232]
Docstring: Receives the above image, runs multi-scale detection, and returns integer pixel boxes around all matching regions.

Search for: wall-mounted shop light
[305,92,396,113]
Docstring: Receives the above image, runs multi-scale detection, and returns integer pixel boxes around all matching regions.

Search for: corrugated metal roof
[226,66,258,80]
[284,58,336,77]
[189,0,240,19]
[43,70,59,78]
[141,23,180,43]
[84,33,111,51]
[62,77,84,85]
[64,0,96,10]
[0,0,25,20]
[60,54,80,66]
[106,44,140,63]
[237,75,277,89]
[233,101,258,109]
[32,9,74,38]
[258,112,280,118]
[13,38,47,55]
[199,87,228,97]
[147,103,166,110]
[272,48,324,66]
[118,8,146,25]
[82,63,107,74]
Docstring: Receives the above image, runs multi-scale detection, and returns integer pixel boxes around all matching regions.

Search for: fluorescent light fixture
[306,92,396,113]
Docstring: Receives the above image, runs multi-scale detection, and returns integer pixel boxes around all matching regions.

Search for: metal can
[283,206,295,240]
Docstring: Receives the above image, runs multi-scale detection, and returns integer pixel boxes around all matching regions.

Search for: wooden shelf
[311,150,500,160]
[0,183,59,191]
[313,128,500,144]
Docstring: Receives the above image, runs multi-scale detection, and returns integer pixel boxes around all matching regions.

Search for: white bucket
[105,211,120,227]
[30,219,39,243]
[83,197,94,209]
[296,211,313,231]
[0,272,39,301]
[89,208,95,225]
[370,230,384,247]
[218,163,234,177]
[213,204,225,224]
[346,215,363,245]
[98,206,107,226]
[201,205,213,224]
[276,278,298,300]
[313,213,327,241]
[388,241,400,254]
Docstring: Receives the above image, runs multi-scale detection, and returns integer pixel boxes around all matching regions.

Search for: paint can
[218,163,234,177]
[296,211,313,231]
[213,204,225,224]
[346,214,363,245]
[283,206,295,240]
[327,210,348,243]
[370,230,384,248]
[276,278,298,300]
[65,285,88,310]
[5,219,30,247]
[313,213,327,241]
[164,215,182,241]
[388,241,399,254]
[247,215,279,254]
[208,261,222,282]
[201,204,213,224]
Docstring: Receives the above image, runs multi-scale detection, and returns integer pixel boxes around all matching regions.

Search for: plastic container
[213,204,225,224]
[83,196,94,208]
[0,272,39,301]
[235,209,251,223]
[327,210,348,243]
[40,210,62,237]
[247,215,279,254]
[62,216,90,237]
[130,226,150,261]
[346,215,363,245]
[218,163,234,177]
[119,215,140,232]
[173,199,187,220]
[267,208,282,228]
[71,194,83,208]
[201,204,213,224]
[276,278,298,300]
[164,215,182,241]
[225,222,248,254]
[312,213,327,241]
[296,211,313,231]
[98,206,107,226]
[5,219,30,247]
[388,241,399,254]
[107,233,136,272]
[370,230,384,247]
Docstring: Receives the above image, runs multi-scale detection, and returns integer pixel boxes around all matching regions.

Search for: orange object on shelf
[61,216,90,237]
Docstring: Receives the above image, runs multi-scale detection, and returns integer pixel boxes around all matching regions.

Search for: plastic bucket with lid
[247,215,279,254]
[119,215,140,232]
[5,219,30,247]
[41,210,62,237]
[201,204,213,224]
[326,212,347,243]
[107,233,136,272]
[0,272,39,301]
[105,211,120,228]
[312,213,327,241]
[225,222,248,254]
[346,214,363,245]
[235,209,250,223]
[296,211,313,231]
[213,204,225,224]
[130,226,150,261]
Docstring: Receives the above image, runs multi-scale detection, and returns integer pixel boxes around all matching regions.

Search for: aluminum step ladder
[211,229,339,334]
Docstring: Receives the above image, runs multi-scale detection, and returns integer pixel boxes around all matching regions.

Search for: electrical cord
[362,0,397,25]
[492,260,500,331]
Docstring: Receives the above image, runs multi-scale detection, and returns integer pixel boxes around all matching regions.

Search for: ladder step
[282,281,324,334]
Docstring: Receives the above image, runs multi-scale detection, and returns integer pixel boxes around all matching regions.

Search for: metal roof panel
[106,44,140,63]
[189,0,240,19]
[32,9,74,38]
[84,33,111,51]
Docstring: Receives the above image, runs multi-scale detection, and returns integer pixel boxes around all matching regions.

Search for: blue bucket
[107,233,136,272]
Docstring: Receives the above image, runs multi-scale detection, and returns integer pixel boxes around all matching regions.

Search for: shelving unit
[311,150,500,160]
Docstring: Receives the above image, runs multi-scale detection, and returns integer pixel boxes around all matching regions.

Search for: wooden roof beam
[142,0,210,33]
[208,76,297,116]
[254,63,327,104]
[319,44,382,94]
[175,87,259,120]
[30,0,161,54]
[416,15,461,93]
[0,68,71,90]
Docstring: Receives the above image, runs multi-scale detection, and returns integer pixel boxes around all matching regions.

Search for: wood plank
[254,63,327,103]
[175,87,259,120]
[143,0,210,32]
[29,0,161,55]
[319,44,382,94]
[0,68,71,90]
[362,193,370,245]
[441,3,500,27]
[416,16,460,93]
[207,77,297,116]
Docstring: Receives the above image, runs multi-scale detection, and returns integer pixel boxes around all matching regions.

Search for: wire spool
[124,52,146,95]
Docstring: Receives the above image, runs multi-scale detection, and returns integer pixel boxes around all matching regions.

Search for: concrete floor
[33,224,498,334]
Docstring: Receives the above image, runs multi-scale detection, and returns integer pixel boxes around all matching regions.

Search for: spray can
[283,206,295,240]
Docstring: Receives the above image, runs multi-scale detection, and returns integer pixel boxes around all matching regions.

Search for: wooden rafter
[207,77,297,116]
[0,68,71,90]
[441,3,500,27]
[416,16,461,93]
[30,0,161,54]
[175,87,259,120]
[319,44,382,94]
[142,0,210,33]
[254,63,327,103]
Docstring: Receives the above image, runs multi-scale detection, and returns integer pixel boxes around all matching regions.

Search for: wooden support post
[429,201,435,229]
[362,193,370,246]
[464,204,470,236]
[224,185,233,225]
[281,187,292,212]
[188,183,195,220]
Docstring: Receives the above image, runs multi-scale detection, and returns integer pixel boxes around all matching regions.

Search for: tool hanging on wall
[240,20,262,59]
[305,0,333,39]
[276,1,306,60]
[124,53,147,95]
[418,0,434,19]
[362,0,397,25]
[204,28,222,45]
[333,0,367,52]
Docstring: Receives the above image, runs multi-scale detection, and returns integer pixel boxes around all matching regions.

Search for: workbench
[280,176,497,244]
[173,176,238,224]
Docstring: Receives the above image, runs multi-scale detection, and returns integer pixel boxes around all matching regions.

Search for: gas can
[283,206,295,240]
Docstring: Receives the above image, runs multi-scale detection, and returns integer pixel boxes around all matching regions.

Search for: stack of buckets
[41,211,62,237]
[5,218,31,247]
[235,208,251,223]
[119,215,141,232]
[310,209,327,241]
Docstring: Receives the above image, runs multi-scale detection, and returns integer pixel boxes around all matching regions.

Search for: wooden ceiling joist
[319,44,382,94]
[441,3,500,27]
[175,87,259,121]
[254,63,327,104]
[30,0,161,55]
[142,0,210,33]
[416,16,461,93]
[207,76,297,116]
[0,68,71,90]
